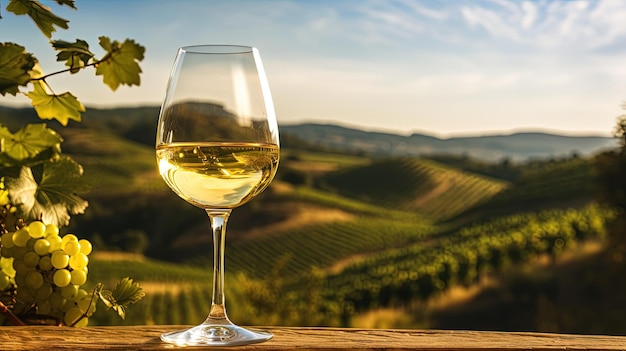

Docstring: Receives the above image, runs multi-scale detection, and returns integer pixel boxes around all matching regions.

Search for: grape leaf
[97,278,145,319]
[0,42,37,96]
[51,39,93,73]
[6,0,69,38]
[95,37,145,91]
[5,156,89,226]
[54,0,76,9]
[26,81,85,126]
[0,123,62,162]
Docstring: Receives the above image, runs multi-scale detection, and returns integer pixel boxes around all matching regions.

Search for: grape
[0,246,13,258]
[62,299,75,312]
[13,259,32,275]
[27,221,46,239]
[61,234,78,247]
[61,284,78,299]
[2,221,96,327]
[63,306,83,326]
[0,273,10,290]
[23,251,40,267]
[48,235,63,251]
[1,257,16,277]
[25,271,44,289]
[14,274,26,289]
[64,241,80,256]
[78,239,92,255]
[70,269,87,285]
[16,286,34,303]
[34,283,53,301]
[39,256,53,271]
[38,300,52,315]
[25,238,35,250]
[73,316,88,327]
[78,297,96,314]
[1,232,14,248]
[69,253,88,270]
[49,291,66,310]
[12,246,27,260]
[44,223,59,237]
[51,251,70,269]
[33,238,51,256]
[76,288,89,301]
[12,229,30,247]
[53,269,71,287]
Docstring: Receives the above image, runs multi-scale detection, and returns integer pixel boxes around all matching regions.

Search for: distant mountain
[281,123,618,162]
[0,105,617,161]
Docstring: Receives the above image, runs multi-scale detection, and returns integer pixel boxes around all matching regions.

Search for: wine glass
[155,45,279,346]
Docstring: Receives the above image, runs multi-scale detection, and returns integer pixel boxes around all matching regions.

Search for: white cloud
[4,0,624,136]
[400,0,449,21]
[459,0,626,50]
[461,5,521,41]
[521,1,538,30]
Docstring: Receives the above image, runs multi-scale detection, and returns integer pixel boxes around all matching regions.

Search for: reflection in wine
[157,142,279,208]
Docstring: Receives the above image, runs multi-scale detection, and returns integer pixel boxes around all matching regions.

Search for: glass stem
[206,209,232,321]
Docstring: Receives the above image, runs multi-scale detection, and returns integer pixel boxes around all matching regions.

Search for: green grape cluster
[0,221,95,326]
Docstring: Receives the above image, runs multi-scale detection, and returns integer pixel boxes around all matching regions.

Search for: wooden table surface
[1,326,626,350]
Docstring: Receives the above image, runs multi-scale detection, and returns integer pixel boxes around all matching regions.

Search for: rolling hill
[1,105,623,332]
[281,123,616,161]
[320,157,508,220]
[0,105,612,260]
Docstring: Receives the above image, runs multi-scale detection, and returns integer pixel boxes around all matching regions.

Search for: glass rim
[179,45,256,54]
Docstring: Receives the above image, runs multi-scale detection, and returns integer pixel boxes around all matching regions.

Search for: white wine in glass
[156,45,279,346]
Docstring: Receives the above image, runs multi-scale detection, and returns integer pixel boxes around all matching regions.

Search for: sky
[2,0,626,137]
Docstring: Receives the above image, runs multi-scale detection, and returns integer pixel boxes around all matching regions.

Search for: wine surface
[156,142,279,208]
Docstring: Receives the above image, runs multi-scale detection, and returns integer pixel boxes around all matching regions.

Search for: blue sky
[3,0,626,137]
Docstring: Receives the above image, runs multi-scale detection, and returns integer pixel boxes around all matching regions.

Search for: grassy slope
[60,128,165,195]
[67,135,591,282]
[449,157,596,225]
[30,116,611,331]
[321,157,509,220]
[165,153,511,278]
[2,107,616,330]
[82,167,612,333]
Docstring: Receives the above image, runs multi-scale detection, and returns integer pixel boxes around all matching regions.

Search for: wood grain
[1,326,625,350]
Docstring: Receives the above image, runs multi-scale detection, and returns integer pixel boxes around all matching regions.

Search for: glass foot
[160,321,272,346]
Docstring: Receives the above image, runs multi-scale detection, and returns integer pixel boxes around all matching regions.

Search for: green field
[70,141,618,330]
[85,202,615,328]
[1,107,620,332]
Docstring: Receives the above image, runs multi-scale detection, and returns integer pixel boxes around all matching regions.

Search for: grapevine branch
[31,60,102,83]
[69,285,100,327]
[0,0,145,328]
[0,300,26,326]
